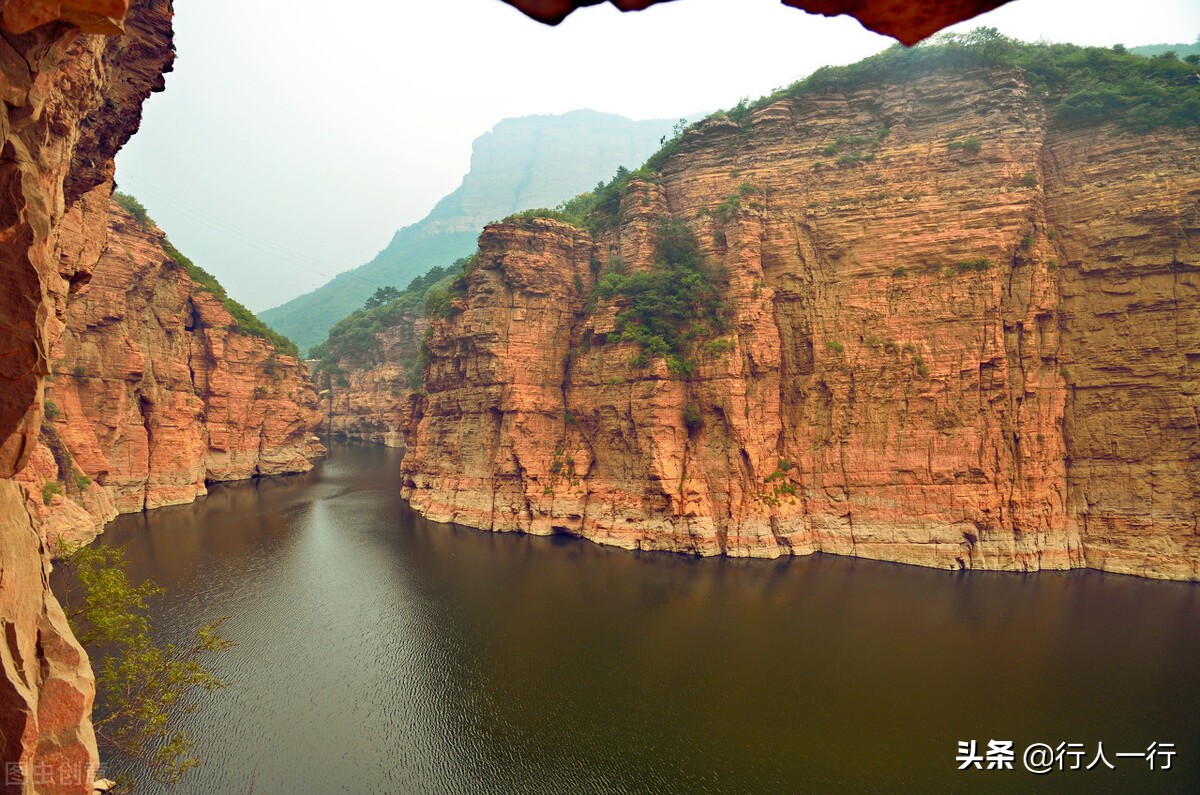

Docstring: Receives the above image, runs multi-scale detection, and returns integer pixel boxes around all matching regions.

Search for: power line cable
[136,186,389,294]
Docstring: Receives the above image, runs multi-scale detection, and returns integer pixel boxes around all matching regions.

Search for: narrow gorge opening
[2,1,1199,793]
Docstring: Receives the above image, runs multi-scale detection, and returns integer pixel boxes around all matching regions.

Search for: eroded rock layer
[324,314,426,447]
[502,0,1013,44]
[0,1,173,791]
[400,67,1199,581]
[16,204,325,544]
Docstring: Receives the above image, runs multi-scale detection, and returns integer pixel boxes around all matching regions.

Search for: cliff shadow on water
[77,442,1200,794]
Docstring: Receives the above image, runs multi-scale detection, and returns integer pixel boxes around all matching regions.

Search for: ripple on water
[67,443,1200,795]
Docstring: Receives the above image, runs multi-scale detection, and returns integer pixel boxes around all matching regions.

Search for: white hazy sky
[114,0,1200,311]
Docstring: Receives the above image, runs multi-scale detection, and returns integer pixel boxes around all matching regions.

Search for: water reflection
[73,444,1200,794]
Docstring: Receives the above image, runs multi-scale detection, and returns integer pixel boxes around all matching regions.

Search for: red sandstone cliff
[399,66,1199,581]
[0,1,174,791]
[15,204,325,545]
[320,309,427,447]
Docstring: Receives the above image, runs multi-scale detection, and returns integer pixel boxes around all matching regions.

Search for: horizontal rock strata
[400,67,1199,581]
[17,204,324,544]
[323,313,426,447]
[0,0,174,791]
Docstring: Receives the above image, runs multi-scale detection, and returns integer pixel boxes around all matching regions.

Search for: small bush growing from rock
[42,481,64,504]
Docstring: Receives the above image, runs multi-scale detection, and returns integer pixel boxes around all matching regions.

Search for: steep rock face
[1043,129,1200,579]
[0,1,174,791]
[1,1,127,35]
[16,204,324,539]
[402,221,596,531]
[0,481,97,795]
[401,67,1199,581]
[324,313,427,446]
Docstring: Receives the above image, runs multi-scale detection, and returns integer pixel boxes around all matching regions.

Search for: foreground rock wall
[16,204,324,544]
[401,68,1199,580]
[0,1,174,791]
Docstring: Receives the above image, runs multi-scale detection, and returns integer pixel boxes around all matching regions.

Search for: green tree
[55,543,233,788]
[591,217,726,368]
[363,286,400,309]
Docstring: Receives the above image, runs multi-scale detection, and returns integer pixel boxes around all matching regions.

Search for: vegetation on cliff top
[523,36,1200,239]
[737,28,1200,133]
[495,119,692,235]
[498,161,661,237]
[315,217,724,384]
[112,193,301,359]
[511,30,1198,239]
[309,261,461,381]
[313,29,1199,388]
[260,111,678,353]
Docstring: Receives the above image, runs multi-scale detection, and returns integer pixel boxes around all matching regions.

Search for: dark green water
[79,443,1199,793]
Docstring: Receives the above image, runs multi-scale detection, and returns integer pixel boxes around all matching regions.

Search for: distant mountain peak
[261,109,679,353]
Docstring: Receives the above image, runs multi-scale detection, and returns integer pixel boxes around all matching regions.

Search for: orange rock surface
[0,0,173,790]
[1,0,128,35]
[502,0,1013,44]
[17,204,325,538]
[401,67,1199,581]
[323,313,427,447]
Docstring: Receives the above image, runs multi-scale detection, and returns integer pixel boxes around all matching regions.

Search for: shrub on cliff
[591,218,726,371]
[310,260,462,375]
[741,29,1199,134]
[502,207,577,226]
[548,164,665,235]
[113,192,152,227]
[159,238,301,359]
[494,30,1198,262]
[55,543,233,788]
[424,289,454,319]
[948,136,982,152]
[41,481,64,504]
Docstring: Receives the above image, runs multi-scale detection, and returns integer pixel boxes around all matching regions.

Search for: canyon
[0,0,1196,792]
[320,307,428,447]
[16,201,323,547]
[319,53,1200,581]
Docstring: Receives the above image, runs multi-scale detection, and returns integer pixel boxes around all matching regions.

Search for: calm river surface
[76,443,1199,794]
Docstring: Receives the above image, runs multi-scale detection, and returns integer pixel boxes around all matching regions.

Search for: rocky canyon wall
[399,66,1199,581]
[502,0,1012,45]
[323,313,426,447]
[16,203,325,546]
[0,1,174,791]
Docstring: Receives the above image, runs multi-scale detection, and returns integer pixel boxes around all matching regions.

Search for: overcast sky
[113,0,1200,312]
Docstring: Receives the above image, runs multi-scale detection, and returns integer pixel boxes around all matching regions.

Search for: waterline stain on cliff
[321,40,1200,580]
[83,443,1200,793]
